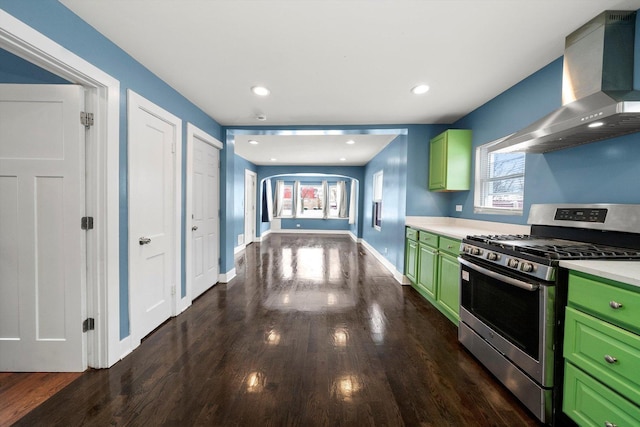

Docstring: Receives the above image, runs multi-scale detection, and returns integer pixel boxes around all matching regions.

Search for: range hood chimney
[493,10,640,154]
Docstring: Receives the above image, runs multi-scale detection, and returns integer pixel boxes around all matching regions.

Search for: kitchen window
[474,135,525,215]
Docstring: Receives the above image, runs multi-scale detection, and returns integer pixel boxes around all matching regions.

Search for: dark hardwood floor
[12,234,541,426]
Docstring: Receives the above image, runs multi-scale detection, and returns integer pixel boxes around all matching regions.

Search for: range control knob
[471,247,483,256]
[521,262,534,273]
[507,258,519,268]
[486,252,498,261]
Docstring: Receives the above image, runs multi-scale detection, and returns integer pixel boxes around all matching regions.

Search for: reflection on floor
[12,234,539,426]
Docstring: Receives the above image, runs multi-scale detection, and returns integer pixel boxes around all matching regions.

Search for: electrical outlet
[456,205,463,212]
[384,247,388,254]
[296,224,301,228]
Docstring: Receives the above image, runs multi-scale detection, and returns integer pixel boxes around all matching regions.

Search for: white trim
[184,123,222,313]
[219,268,237,283]
[359,239,404,284]
[127,90,182,348]
[268,229,352,235]
[244,169,257,245]
[256,229,272,242]
[234,244,246,254]
[0,10,121,368]
[119,336,133,361]
[348,231,360,242]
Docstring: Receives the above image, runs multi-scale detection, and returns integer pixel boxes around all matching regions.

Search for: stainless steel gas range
[458,204,640,425]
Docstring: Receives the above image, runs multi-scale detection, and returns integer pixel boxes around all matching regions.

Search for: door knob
[192,225,198,231]
[139,237,151,245]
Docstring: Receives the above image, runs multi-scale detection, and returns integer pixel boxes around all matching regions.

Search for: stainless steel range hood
[493,10,640,154]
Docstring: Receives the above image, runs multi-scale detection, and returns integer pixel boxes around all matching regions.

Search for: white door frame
[0,10,120,368]
[244,169,257,246]
[127,90,182,347]
[184,122,222,312]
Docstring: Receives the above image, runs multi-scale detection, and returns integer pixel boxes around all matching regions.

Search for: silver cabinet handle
[139,237,151,245]
[609,301,623,309]
[192,225,198,231]
[605,422,618,427]
[604,355,618,364]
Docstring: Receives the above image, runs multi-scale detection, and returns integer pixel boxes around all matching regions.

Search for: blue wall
[0,48,70,83]
[234,154,258,246]
[362,134,408,272]
[449,55,640,224]
[0,1,222,339]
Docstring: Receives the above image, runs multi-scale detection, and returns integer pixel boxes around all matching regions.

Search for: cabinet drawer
[568,271,640,335]
[438,236,460,255]
[418,231,438,247]
[564,307,640,405]
[405,227,418,241]
[563,362,640,427]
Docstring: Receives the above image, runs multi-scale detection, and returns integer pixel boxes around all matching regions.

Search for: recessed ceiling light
[270,158,277,162]
[411,84,430,95]
[588,121,604,128]
[248,139,259,145]
[340,157,346,161]
[251,86,270,96]
[256,114,267,121]
[345,139,355,145]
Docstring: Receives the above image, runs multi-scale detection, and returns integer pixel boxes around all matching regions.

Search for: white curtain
[264,178,273,221]
[293,181,301,218]
[322,180,329,219]
[337,181,348,218]
[273,180,284,217]
[348,179,357,225]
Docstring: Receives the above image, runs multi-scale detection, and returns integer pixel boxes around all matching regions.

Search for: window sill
[474,206,523,216]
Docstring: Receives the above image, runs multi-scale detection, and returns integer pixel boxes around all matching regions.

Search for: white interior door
[128,91,180,344]
[192,136,220,299]
[0,84,87,372]
[244,170,257,245]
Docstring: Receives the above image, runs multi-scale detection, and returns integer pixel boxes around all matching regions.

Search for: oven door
[458,256,555,387]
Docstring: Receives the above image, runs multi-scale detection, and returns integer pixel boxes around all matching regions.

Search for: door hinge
[82,318,95,332]
[80,112,94,128]
[171,285,176,296]
[81,216,94,230]
[218,257,221,267]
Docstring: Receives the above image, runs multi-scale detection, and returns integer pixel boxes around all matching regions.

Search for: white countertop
[405,216,530,240]
[559,260,640,288]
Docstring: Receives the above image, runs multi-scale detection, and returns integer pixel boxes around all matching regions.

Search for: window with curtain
[474,135,525,215]
[273,180,348,219]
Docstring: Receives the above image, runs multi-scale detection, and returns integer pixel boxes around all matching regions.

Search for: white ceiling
[60,0,640,165]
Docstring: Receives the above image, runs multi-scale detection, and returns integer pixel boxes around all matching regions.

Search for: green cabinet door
[428,129,472,192]
[428,132,447,190]
[405,238,418,284]
[437,252,460,325]
[417,243,437,300]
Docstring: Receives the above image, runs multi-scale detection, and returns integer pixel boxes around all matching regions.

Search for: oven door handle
[458,257,540,291]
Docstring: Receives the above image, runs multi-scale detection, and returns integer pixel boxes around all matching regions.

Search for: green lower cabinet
[564,362,640,427]
[563,270,640,425]
[416,243,437,300]
[404,227,460,326]
[437,252,460,325]
[405,235,418,284]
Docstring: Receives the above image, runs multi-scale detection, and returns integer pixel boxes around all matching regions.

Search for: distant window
[328,184,339,218]
[373,170,383,229]
[474,136,525,215]
[299,184,324,218]
[281,183,293,217]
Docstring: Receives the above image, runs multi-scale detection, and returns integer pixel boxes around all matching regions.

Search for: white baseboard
[234,243,246,254]
[119,335,133,361]
[219,268,236,283]
[257,229,271,242]
[359,239,405,284]
[268,229,352,235]
[348,231,361,242]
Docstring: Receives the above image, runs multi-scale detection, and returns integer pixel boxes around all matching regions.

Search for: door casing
[185,123,222,310]
[244,169,257,247]
[0,10,121,368]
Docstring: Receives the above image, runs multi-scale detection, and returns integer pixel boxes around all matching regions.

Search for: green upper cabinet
[428,129,472,192]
